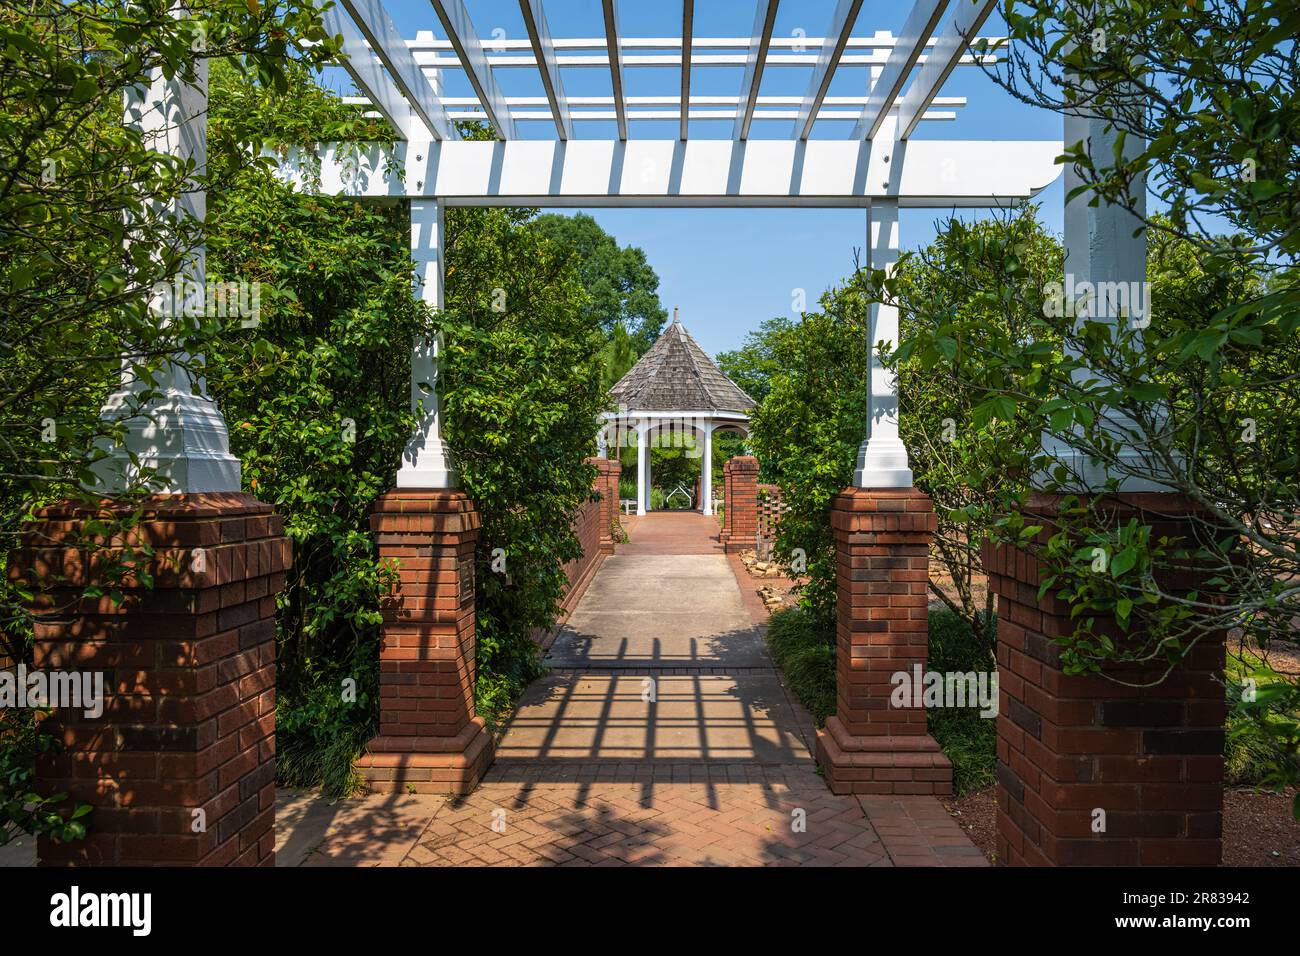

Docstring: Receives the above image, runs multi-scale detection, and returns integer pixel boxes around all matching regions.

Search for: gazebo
[602,310,755,517]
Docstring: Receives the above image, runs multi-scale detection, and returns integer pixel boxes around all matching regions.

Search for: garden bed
[945,786,1300,866]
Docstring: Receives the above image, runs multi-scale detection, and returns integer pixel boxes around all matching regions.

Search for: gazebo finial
[673,305,680,324]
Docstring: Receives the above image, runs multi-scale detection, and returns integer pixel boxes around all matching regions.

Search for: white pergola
[102,0,1157,498]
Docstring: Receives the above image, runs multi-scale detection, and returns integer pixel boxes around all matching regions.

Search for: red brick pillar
[7,493,289,866]
[719,456,758,554]
[593,458,621,555]
[816,488,952,795]
[984,493,1226,866]
[357,490,492,794]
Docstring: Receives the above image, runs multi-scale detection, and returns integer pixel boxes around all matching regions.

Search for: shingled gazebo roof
[610,315,756,414]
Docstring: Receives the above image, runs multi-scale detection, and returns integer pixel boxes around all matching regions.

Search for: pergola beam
[679,0,693,140]
[274,138,1064,207]
[896,0,997,139]
[852,0,948,140]
[733,0,780,140]
[339,0,457,140]
[518,0,572,140]
[794,0,866,140]
[323,4,422,139]
[602,0,627,140]
[428,0,517,139]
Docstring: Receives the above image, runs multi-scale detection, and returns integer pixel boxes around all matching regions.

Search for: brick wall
[8,493,288,866]
[719,456,759,554]
[816,487,952,795]
[984,493,1227,866]
[358,490,492,795]
[556,459,610,618]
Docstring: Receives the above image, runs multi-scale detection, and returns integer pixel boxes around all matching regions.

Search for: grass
[763,605,997,796]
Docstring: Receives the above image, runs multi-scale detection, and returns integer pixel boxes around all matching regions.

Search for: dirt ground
[944,786,1300,866]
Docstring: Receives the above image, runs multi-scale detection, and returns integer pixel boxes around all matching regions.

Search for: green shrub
[206,68,607,792]
[765,608,837,725]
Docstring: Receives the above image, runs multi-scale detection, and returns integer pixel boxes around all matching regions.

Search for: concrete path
[281,512,985,867]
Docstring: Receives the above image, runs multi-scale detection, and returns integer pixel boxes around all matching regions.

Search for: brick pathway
[279,512,985,867]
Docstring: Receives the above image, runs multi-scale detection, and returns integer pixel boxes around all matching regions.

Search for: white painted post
[636,422,647,516]
[94,51,242,494]
[396,200,457,488]
[853,194,913,488]
[1042,101,1164,490]
[701,424,714,515]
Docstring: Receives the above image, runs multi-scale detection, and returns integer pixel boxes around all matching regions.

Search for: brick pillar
[985,493,1226,866]
[593,458,621,555]
[816,488,952,795]
[7,493,288,866]
[719,456,758,554]
[357,490,492,794]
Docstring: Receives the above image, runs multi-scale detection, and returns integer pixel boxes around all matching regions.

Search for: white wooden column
[94,51,241,493]
[701,424,714,515]
[853,195,913,488]
[1042,101,1162,490]
[636,422,648,516]
[396,200,457,487]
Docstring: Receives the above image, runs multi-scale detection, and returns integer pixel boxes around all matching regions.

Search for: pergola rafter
[601,0,628,140]
[733,0,780,141]
[323,3,422,140]
[852,0,948,140]
[794,0,866,141]
[896,0,998,139]
[518,0,572,140]
[337,0,457,141]
[679,0,693,140]
[428,0,517,139]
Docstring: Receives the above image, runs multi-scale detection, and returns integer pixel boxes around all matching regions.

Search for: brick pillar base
[816,488,953,795]
[356,490,493,794]
[720,456,758,554]
[595,458,621,555]
[8,493,289,866]
[985,493,1226,866]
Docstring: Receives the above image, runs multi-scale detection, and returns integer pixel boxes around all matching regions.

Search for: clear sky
[332,1,1065,356]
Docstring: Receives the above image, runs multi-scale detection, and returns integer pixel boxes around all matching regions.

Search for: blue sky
[331,1,1065,356]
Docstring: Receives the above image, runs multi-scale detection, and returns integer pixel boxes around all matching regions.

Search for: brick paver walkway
[279,512,985,867]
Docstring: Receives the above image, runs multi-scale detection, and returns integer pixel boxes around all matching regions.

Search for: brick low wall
[985,493,1227,866]
[9,493,289,866]
[558,466,603,619]
[719,456,759,554]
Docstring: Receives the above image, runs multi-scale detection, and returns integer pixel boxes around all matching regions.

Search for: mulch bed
[944,786,1300,866]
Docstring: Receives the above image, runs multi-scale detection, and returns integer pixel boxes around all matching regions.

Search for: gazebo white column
[853,195,913,488]
[396,199,457,488]
[94,52,241,494]
[701,423,714,515]
[636,421,648,516]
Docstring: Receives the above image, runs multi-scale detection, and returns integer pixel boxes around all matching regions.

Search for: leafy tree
[886,1,1300,808]
[531,212,668,357]
[716,316,793,405]
[747,279,869,632]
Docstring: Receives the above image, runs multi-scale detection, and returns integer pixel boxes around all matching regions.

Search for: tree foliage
[531,212,668,363]
[886,1,1300,807]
